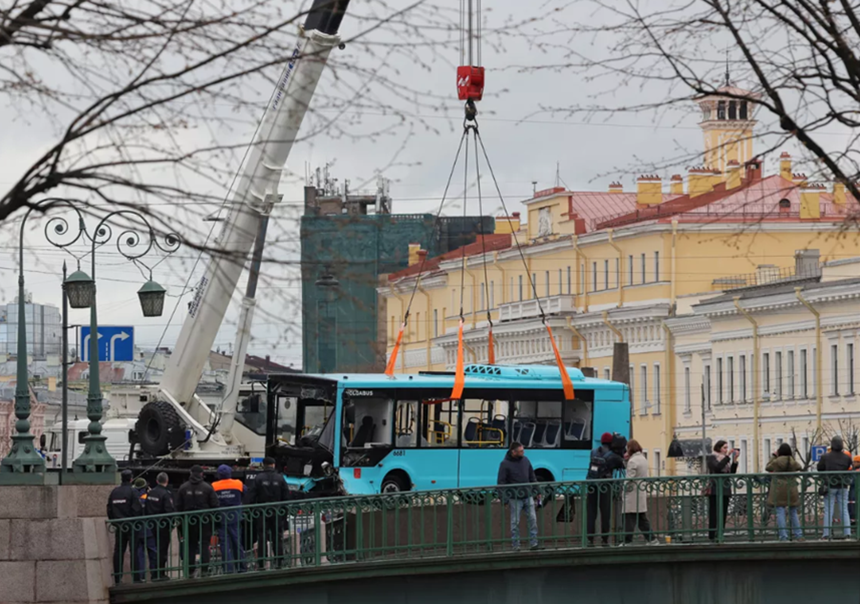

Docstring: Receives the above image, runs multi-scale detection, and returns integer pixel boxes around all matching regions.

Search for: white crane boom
[137,1,350,458]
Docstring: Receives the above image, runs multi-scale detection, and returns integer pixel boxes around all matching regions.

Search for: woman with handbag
[765,443,804,541]
[706,440,739,541]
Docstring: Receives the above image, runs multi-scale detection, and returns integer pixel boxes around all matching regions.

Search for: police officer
[245,457,290,569]
[144,472,175,580]
[212,465,245,573]
[107,470,142,584]
[133,477,158,581]
[176,465,219,578]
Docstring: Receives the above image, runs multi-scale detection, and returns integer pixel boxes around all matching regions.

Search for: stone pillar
[0,485,114,604]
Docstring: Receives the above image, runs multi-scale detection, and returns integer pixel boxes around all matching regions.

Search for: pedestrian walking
[497,441,541,551]
[817,436,853,539]
[212,465,245,573]
[706,440,739,541]
[176,465,219,577]
[586,432,624,546]
[765,443,804,542]
[107,470,142,584]
[245,457,291,569]
[144,472,176,580]
[622,439,658,545]
[133,477,158,581]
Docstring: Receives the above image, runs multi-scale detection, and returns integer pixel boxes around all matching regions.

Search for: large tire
[136,401,185,456]
[381,472,410,493]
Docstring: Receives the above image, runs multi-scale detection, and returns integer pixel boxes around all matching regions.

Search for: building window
[653,363,661,415]
[740,101,748,119]
[518,275,523,301]
[764,438,771,465]
[641,253,646,284]
[684,366,691,413]
[832,344,839,395]
[849,343,855,395]
[717,100,726,119]
[812,346,817,396]
[704,364,712,410]
[557,269,561,296]
[640,365,648,414]
[763,352,770,396]
[490,280,495,309]
[580,263,585,295]
[480,287,485,311]
[604,368,611,380]
[629,364,635,412]
[728,100,737,119]
[717,358,723,404]
[728,356,734,403]
[628,255,633,285]
[741,439,748,473]
[615,258,620,288]
[654,251,660,282]
[592,262,597,292]
[740,354,746,402]
[532,273,537,298]
[776,351,783,399]
[788,349,795,398]
[433,309,438,338]
[801,349,808,398]
[604,260,609,290]
[654,450,662,477]
[566,266,572,294]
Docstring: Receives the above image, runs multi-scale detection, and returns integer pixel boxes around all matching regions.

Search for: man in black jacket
[144,472,175,580]
[176,465,219,577]
[497,442,540,550]
[107,470,142,584]
[585,432,625,546]
[818,436,853,539]
[245,457,291,569]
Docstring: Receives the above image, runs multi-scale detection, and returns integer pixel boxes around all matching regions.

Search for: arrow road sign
[80,326,135,362]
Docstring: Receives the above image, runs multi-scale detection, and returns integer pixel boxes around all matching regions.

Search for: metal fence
[107,471,860,585]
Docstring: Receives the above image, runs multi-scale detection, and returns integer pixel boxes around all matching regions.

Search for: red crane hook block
[457,66,485,101]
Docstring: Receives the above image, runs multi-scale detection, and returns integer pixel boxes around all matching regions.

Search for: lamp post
[0,199,179,484]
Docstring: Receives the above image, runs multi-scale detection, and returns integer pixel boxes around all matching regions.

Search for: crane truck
[123,0,351,493]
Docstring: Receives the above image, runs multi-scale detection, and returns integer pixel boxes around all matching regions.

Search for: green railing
[107,471,859,585]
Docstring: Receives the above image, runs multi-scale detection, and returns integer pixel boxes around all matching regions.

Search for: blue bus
[264,364,631,495]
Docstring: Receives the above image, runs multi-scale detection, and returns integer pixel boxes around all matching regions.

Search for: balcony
[499,295,576,322]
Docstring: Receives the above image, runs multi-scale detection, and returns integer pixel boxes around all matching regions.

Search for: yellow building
[379,84,860,474]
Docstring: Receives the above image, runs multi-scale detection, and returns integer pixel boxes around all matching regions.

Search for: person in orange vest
[213,465,245,573]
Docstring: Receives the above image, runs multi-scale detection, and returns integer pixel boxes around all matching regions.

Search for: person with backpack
[586,432,625,546]
[497,441,541,551]
[765,443,803,542]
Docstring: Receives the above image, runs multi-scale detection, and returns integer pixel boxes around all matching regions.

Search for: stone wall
[0,485,114,604]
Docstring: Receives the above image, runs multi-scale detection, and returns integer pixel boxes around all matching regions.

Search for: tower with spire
[695,62,759,173]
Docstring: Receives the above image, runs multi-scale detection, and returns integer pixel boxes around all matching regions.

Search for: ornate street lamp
[0,199,179,485]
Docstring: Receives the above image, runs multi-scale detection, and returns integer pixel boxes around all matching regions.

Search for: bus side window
[423,399,458,447]
[461,399,507,448]
[562,395,594,450]
[512,400,562,449]
[394,400,417,447]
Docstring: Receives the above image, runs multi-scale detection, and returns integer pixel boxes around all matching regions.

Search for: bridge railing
[107,471,860,584]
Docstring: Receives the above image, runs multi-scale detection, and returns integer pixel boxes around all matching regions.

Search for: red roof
[388,234,512,281]
[566,192,680,231]
[597,174,858,229]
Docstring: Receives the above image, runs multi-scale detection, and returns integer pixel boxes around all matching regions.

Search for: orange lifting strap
[450,318,466,399]
[487,326,496,365]
[545,323,574,400]
[384,322,406,376]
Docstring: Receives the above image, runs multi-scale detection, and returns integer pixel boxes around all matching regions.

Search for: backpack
[587,446,613,479]
[610,433,628,456]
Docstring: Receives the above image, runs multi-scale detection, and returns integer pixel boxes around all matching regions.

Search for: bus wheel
[381,471,410,493]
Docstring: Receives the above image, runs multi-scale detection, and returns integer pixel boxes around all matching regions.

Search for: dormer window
[778,198,791,213]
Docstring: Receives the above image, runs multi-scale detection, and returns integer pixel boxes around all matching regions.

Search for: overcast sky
[2,0,836,369]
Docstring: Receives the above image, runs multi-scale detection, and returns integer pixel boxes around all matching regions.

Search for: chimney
[495,212,521,234]
[744,158,762,182]
[779,152,792,180]
[794,249,821,278]
[792,172,808,187]
[688,167,712,198]
[636,175,662,206]
[669,174,684,195]
[800,184,823,220]
[833,181,846,205]
[416,249,428,264]
[408,243,422,266]
[726,160,742,190]
[608,181,623,194]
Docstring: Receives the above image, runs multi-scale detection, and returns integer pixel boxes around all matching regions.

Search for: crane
[130,0,351,466]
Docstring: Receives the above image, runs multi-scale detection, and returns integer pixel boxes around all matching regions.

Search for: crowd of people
[498,434,860,549]
[106,457,297,584]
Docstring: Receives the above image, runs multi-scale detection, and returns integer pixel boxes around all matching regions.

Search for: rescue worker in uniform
[245,457,290,569]
[107,470,142,584]
[133,477,159,581]
[212,464,245,573]
[144,472,176,580]
[176,465,219,578]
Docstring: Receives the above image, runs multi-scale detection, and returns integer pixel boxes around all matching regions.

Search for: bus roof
[280,364,627,391]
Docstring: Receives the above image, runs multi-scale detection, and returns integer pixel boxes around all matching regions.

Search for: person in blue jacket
[212,465,245,573]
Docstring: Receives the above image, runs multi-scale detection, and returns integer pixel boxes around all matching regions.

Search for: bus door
[457,394,511,488]
[410,397,460,491]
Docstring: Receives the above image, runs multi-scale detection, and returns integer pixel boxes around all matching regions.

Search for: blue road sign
[811,445,827,463]
[80,326,135,362]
